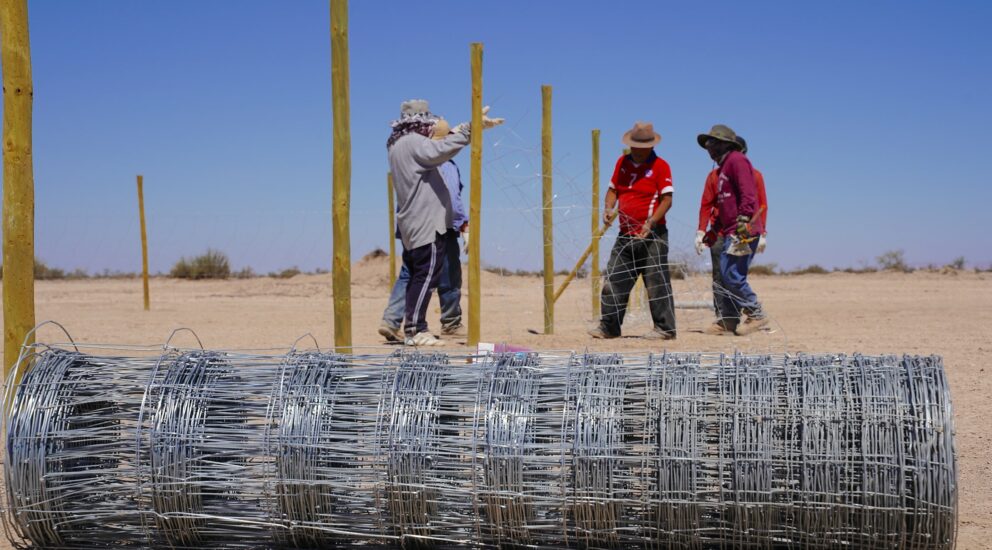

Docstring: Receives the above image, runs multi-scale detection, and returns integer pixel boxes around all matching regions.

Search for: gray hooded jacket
[388,129,471,250]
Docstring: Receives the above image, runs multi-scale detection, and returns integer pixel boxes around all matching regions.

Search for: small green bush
[750,263,777,276]
[947,257,966,270]
[273,267,301,279]
[171,249,231,279]
[790,264,828,275]
[234,267,256,279]
[34,259,66,280]
[877,250,912,272]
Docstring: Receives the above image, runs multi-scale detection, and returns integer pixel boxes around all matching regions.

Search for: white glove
[451,122,469,135]
[481,105,504,129]
[694,230,705,255]
[462,231,470,254]
[757,234,767,254]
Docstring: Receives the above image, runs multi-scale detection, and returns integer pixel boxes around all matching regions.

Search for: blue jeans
[383,229,462,331]
[715,237,763,330]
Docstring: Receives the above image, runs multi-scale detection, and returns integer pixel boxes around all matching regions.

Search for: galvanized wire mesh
[3,344,957,549]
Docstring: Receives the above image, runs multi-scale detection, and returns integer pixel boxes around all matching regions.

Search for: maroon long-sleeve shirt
[715,151,764,237]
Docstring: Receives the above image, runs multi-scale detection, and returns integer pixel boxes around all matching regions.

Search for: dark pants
[437,230,463,327]
[384,230,462,330]
[598,227,676,337]
[402,232,445,337]
[709,235,724,315]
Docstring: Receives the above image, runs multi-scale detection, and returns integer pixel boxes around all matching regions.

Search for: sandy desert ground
[1,257,990,547]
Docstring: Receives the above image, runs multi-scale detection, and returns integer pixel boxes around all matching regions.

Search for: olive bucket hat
[697,124,741,150]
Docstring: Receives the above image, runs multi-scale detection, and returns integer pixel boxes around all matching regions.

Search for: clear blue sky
[2,0,990,273]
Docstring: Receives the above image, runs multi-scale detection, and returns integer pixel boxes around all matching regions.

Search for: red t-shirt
[610,152,673,235]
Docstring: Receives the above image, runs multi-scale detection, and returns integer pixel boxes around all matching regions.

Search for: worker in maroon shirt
[589,122,676,340]
[697,124,768,336]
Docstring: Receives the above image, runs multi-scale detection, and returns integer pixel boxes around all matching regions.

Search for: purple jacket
[715,151,764,237]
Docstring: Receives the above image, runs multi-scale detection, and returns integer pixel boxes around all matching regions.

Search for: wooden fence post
[137,175,150,310]
[1,0,35,380]
[330,0,352,351]
[542,85,553,335]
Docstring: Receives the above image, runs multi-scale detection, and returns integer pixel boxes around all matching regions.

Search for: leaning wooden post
[1,0,35,380]
[330,0,352,351]
[467,43,483,347]
[541,85,553,334]
[590,129,601,319]
[136,175,150,310]
[387,171,396,287]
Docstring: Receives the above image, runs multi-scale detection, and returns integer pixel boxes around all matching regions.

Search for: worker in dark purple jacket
[697,124,769,336]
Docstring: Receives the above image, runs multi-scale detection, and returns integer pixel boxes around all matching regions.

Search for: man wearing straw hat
[696,124,768,336]
[386,99,503,347]
[589,122,676,340]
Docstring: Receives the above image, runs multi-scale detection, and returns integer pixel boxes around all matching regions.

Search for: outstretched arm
[411,131,471,167]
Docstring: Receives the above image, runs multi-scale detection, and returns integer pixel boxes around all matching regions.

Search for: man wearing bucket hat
[694,134,769,318]
[697,124,768,336]
[387,99,503,346]
[589,122,677,340]
[379,118,468,343]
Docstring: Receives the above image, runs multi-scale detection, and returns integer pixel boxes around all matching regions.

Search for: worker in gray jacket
[386,99,502,346]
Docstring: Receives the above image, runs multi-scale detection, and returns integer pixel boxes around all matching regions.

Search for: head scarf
[387,99,438,148]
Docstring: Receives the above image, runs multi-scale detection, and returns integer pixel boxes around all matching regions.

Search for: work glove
[735,215,753,240]
[482,105,504,129]
[725,235,753,257]
[462,231,470,254]
[694,230,706,255]
[757,234,767,254]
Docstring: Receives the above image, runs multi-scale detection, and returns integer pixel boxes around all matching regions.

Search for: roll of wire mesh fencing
[2,343,957,549]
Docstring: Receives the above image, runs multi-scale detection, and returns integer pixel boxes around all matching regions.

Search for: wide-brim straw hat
[622,121,662,149]
[697,124,741,149]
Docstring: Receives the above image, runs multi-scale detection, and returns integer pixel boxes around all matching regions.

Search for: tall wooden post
[2,0,35,379]
[136,175,150,310]
[541,85,553,334]
[330,0,352,350]
[387,171,396,287]
[467,43,483,347]
[591,129,601,319]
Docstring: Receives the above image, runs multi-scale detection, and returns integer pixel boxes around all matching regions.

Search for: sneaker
[378,322,403,342]
[440,321,463,335]
[588,326,619,339]
[404,331,446,347]
[703,321,733,336]
[643,327,676,340]
[735,316,769,336]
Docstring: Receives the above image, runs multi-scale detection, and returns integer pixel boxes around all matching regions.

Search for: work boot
[643,327,676,340]
[588,325,619,339]
[735,316,769,335]
[440,321,463,335]
[378,322,403,343]
[703,320,733,335]
[404,331,445,347]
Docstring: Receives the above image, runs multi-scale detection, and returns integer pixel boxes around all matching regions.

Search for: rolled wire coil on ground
[2,345,957,549]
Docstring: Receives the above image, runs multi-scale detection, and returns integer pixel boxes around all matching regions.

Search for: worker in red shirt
[695,135,768,322]
[589,122,676,340]
[696,124,768,336]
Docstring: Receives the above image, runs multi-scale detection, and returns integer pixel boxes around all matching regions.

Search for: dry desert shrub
[171,249,231,280]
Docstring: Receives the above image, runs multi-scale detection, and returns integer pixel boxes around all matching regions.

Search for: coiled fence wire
[2,343,957,549]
